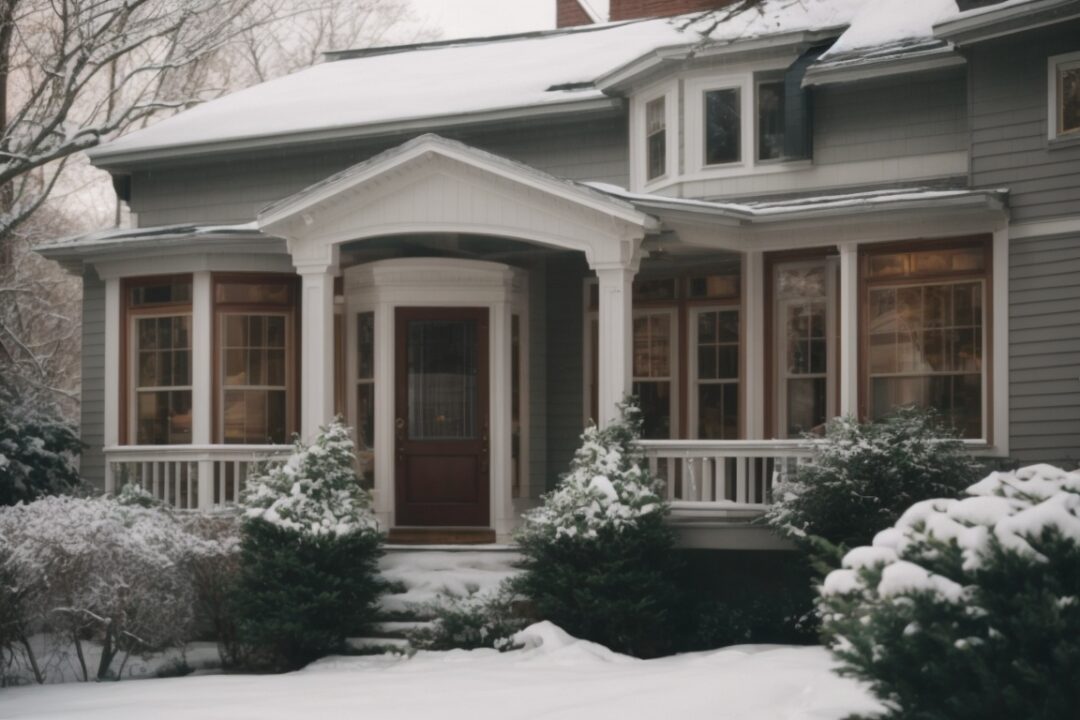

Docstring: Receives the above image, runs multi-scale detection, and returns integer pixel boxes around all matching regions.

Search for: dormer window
[1049,51,1080,139]
[704,88,741,165]
[646,96,667,180]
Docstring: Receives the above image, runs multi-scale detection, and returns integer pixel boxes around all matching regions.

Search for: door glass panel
[408,320,478,440]
[775,262,832,437]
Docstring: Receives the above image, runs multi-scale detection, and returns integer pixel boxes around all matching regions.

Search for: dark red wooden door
[395,307,489,527]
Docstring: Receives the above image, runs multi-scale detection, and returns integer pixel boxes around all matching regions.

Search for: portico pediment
[257,133,658,270]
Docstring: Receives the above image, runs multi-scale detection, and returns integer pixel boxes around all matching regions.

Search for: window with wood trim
[127,276,193,445]
[585,267,740,439]
[214,275,297,444]
[355,311,375,486]
[862,241,989,439]
[1050,51,1080,139]
[692,307,740,439]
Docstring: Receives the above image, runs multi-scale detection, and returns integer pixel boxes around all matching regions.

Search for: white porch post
[103,277,120,495]
[838,243,860,417]
[593,264,636,428]
[297,263,337,440]
[491,297,514,539]
[743,251,765,439]
[192,271,215,508]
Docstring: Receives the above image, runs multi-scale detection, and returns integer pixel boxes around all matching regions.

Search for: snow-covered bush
[0,494,204,682]
[177,512,245,667]
[0,395,82,506]
[234,420,384,670]
[767,408,980,552]
[819,464,1080,719]
[408,582,529,652]
[515,402,682,658]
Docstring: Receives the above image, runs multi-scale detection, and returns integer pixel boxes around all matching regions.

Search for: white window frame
[688,305,741,440]
[754,75,788,165]
[772,258,838,439]
[631,306,680,439]
[686,73,749,176]
[217,310,293,445]
[629,80,678,191]
[129,310,194,445]
[1048,51,1080,140]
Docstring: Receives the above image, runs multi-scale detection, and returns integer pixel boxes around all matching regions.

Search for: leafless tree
[0,0,433,418]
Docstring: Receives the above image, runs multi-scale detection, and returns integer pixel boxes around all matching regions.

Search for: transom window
[127,276,193,445]
[862,242,989,439]
[215,276,297,444]
[1050,52,1080,139]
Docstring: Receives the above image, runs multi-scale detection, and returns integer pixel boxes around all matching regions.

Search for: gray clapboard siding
[968,22,1080,223]
[131,117,629,227]
[1009,234,1080,466]
[813,70,968,166]
[544,253,588,491]
[80,269,106,490]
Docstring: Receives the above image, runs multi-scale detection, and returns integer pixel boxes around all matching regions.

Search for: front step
[387,527,497,545]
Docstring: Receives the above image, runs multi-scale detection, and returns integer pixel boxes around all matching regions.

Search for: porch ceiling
[257,134,660,270]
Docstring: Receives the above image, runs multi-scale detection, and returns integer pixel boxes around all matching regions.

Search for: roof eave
[803,47,966,86]
[934,0,1080,45]
[35,227,282,263]
[87,96,624,171]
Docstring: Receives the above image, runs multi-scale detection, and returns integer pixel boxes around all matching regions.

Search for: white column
[191,271,214,508]
[372,300,394,529]
[298,266,336,440]
[743,251,765,439]
[103,277,121,494]
[594,265,635,428]
[992,227,1009,454]
[491,299,514,539]
[838,243,860,417]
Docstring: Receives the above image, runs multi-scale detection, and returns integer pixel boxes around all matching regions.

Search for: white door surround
[344,257,527,539]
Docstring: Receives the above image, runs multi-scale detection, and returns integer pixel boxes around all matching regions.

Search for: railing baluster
[702,457,713,502]
[232,461,242,504]
[735,456,747,504]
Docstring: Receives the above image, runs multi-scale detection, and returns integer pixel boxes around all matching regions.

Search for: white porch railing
[104,445,293,510]
[636,440,811,516]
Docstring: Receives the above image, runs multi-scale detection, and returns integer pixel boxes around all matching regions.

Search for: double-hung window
[215,276,296,444]
[127,276,193,445]
[1050,51,1080,139]
[862,241,990,439]
[645,96,667,181]
[704,87,741,165]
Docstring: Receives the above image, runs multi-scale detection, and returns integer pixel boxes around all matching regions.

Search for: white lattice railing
[104,445,293,510]
[637,440,811,515]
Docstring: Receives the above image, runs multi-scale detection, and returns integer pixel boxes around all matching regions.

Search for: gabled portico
[257,134,659,539]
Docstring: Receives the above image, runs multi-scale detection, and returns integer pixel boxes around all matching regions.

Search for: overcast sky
[406,0,611,40]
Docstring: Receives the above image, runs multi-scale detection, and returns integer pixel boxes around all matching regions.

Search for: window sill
[1047,132,1080,150]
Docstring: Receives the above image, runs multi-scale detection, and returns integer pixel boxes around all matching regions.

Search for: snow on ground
[378,549,521,613]
[0,622,881,720]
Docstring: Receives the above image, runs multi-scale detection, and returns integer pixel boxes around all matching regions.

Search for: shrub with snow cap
[766,407,980,551]
[233,420,384,671]
[242,420,377,538]
[515,402,682,658]
[819,464,1080,719]
[518,406,665,544]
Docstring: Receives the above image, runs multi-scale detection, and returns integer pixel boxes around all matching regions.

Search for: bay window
[704,87,741,165]
[862,241,990,439]
[126,276,193,444]
[645,96,667,181]
[215,275,297,444]
[756,79,786,161]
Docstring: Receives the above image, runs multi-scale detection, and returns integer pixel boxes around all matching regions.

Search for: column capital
[289,238,339,276]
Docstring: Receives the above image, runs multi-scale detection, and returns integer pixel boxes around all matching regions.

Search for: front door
[394,307,489,526]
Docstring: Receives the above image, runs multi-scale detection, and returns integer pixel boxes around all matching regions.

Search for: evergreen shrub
[408,582,529,651]
[766,407,980,552]
[819,464,1080,720]
[515,402,682,658]
[234,421,384,670]
[0,390,82,506]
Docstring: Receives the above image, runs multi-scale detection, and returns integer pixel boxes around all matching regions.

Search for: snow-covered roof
[934,0,1079,44]
[587,183,1008,223]
[35,222,277,259]
[88,0,871,167]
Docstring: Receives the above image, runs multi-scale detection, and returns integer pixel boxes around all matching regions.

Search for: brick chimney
[557,0,596,27]
[610,0,740,20]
